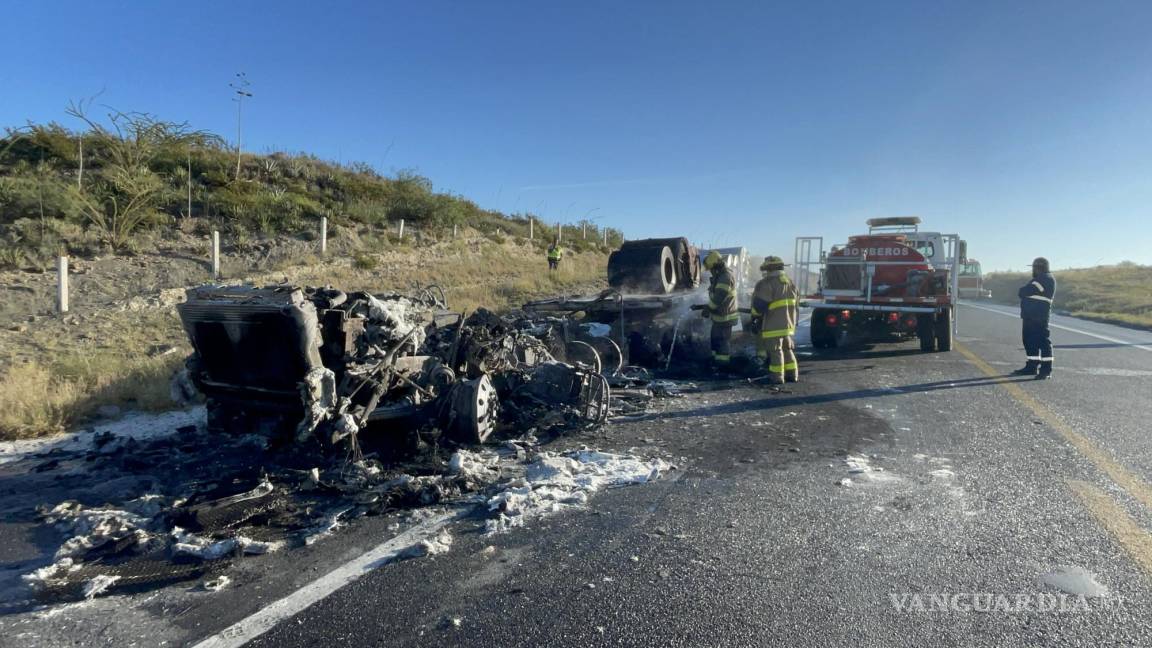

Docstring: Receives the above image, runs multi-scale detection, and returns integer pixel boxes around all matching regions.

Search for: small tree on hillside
[64,107,212,250]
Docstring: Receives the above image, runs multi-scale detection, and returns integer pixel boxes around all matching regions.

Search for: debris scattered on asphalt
[81,574,121,600]
[841,455,899,484]
[200,575,231,592]
[1040,565,1109,598]
[10,413,674,604]
[928,468,956,482]
[7,283,695,607]
[400,530,454,558]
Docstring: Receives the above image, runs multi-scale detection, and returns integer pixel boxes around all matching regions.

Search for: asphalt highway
[4,303,1152,647]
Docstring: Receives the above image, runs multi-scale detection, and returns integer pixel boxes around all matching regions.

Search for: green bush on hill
[0,109,625,268]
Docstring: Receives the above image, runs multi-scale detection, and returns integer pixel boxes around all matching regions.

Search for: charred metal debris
[175,284,646,450]
[9,285,692,603]
[14,426,513,603]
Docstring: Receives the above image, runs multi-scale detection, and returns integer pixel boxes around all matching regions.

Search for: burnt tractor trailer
[525,237,753,369]
[794,217,961,352]
[175,285,616,449]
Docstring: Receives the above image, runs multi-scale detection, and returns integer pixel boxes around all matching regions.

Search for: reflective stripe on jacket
[1018,272,1056,321]
[751,271,798,338]
[547,246,563,261]
[708,265,739,323]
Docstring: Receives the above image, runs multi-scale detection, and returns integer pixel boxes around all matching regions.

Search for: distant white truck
[957,255,993,299]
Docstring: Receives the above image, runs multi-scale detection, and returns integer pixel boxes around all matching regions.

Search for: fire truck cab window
[962,262,980,276]
[910,241,935,258]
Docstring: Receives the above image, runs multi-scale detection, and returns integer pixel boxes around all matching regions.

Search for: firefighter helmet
[760,256,786,271]
[704,250,723,270]
[1031,257,1050,273]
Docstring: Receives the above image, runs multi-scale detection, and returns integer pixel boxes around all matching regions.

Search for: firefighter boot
[1011,361,1039,376]
[1036,361,1053,380]
[784,370,799,384]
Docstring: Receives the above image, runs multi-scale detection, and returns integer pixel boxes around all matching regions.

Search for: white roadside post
[398,219,405,241]
[556,223,562,243]
[57,255,69,314]
[452,223,457,239]
[211,230,221,280]
[320,216,328,256]
[603,229,608,246]
[582,222,587,239]
[529,217,534,240]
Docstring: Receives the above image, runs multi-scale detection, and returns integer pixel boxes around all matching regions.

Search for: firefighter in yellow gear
[702,250,738,369]
[751,256,799,384]
[546,240,563,271]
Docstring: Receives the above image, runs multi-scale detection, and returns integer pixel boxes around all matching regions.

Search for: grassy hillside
[1,110,621,269]
[983,263,1152,329]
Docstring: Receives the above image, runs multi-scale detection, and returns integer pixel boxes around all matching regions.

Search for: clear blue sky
[4,0,1151,271]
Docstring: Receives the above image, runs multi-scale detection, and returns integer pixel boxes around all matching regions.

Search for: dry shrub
[0,352,184,440]
[0,361,75,438]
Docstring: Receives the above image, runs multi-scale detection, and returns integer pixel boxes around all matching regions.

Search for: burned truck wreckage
[176,284,616,450]
[8,238,735,605]
[175,236,749,451]
[525,237,753,369]
[13,284,687,603]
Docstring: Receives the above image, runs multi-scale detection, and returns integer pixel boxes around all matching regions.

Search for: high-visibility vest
[547,247,563,261]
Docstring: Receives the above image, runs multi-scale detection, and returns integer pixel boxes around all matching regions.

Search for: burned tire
[917,314,936,353]
[607,245,677,294]
[934,308,953,352]
[633,237,699,289]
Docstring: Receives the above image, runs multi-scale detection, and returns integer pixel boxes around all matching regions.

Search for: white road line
[192,509,464,648]
[962,302,1152,353]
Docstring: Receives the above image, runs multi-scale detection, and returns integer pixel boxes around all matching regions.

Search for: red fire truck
[794,217,960,352]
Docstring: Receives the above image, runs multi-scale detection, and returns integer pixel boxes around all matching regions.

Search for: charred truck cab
[795,217,960,352]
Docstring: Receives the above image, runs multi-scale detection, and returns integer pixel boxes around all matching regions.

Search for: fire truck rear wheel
[934,308,953,352]
[917,315,936,352]
[810,309,837,349]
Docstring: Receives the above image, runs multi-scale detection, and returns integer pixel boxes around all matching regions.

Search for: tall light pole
[230,73,253,181]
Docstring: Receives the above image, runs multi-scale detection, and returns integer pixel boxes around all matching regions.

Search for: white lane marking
[192,509,462,648]
[962,303,1152,353]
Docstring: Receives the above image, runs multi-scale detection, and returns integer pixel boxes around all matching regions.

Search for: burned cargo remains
[526,237,733,369]
[177,285,610,447]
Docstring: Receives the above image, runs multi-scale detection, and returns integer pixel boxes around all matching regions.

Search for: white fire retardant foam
[484,450,671,533]
[842,455,900,484]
